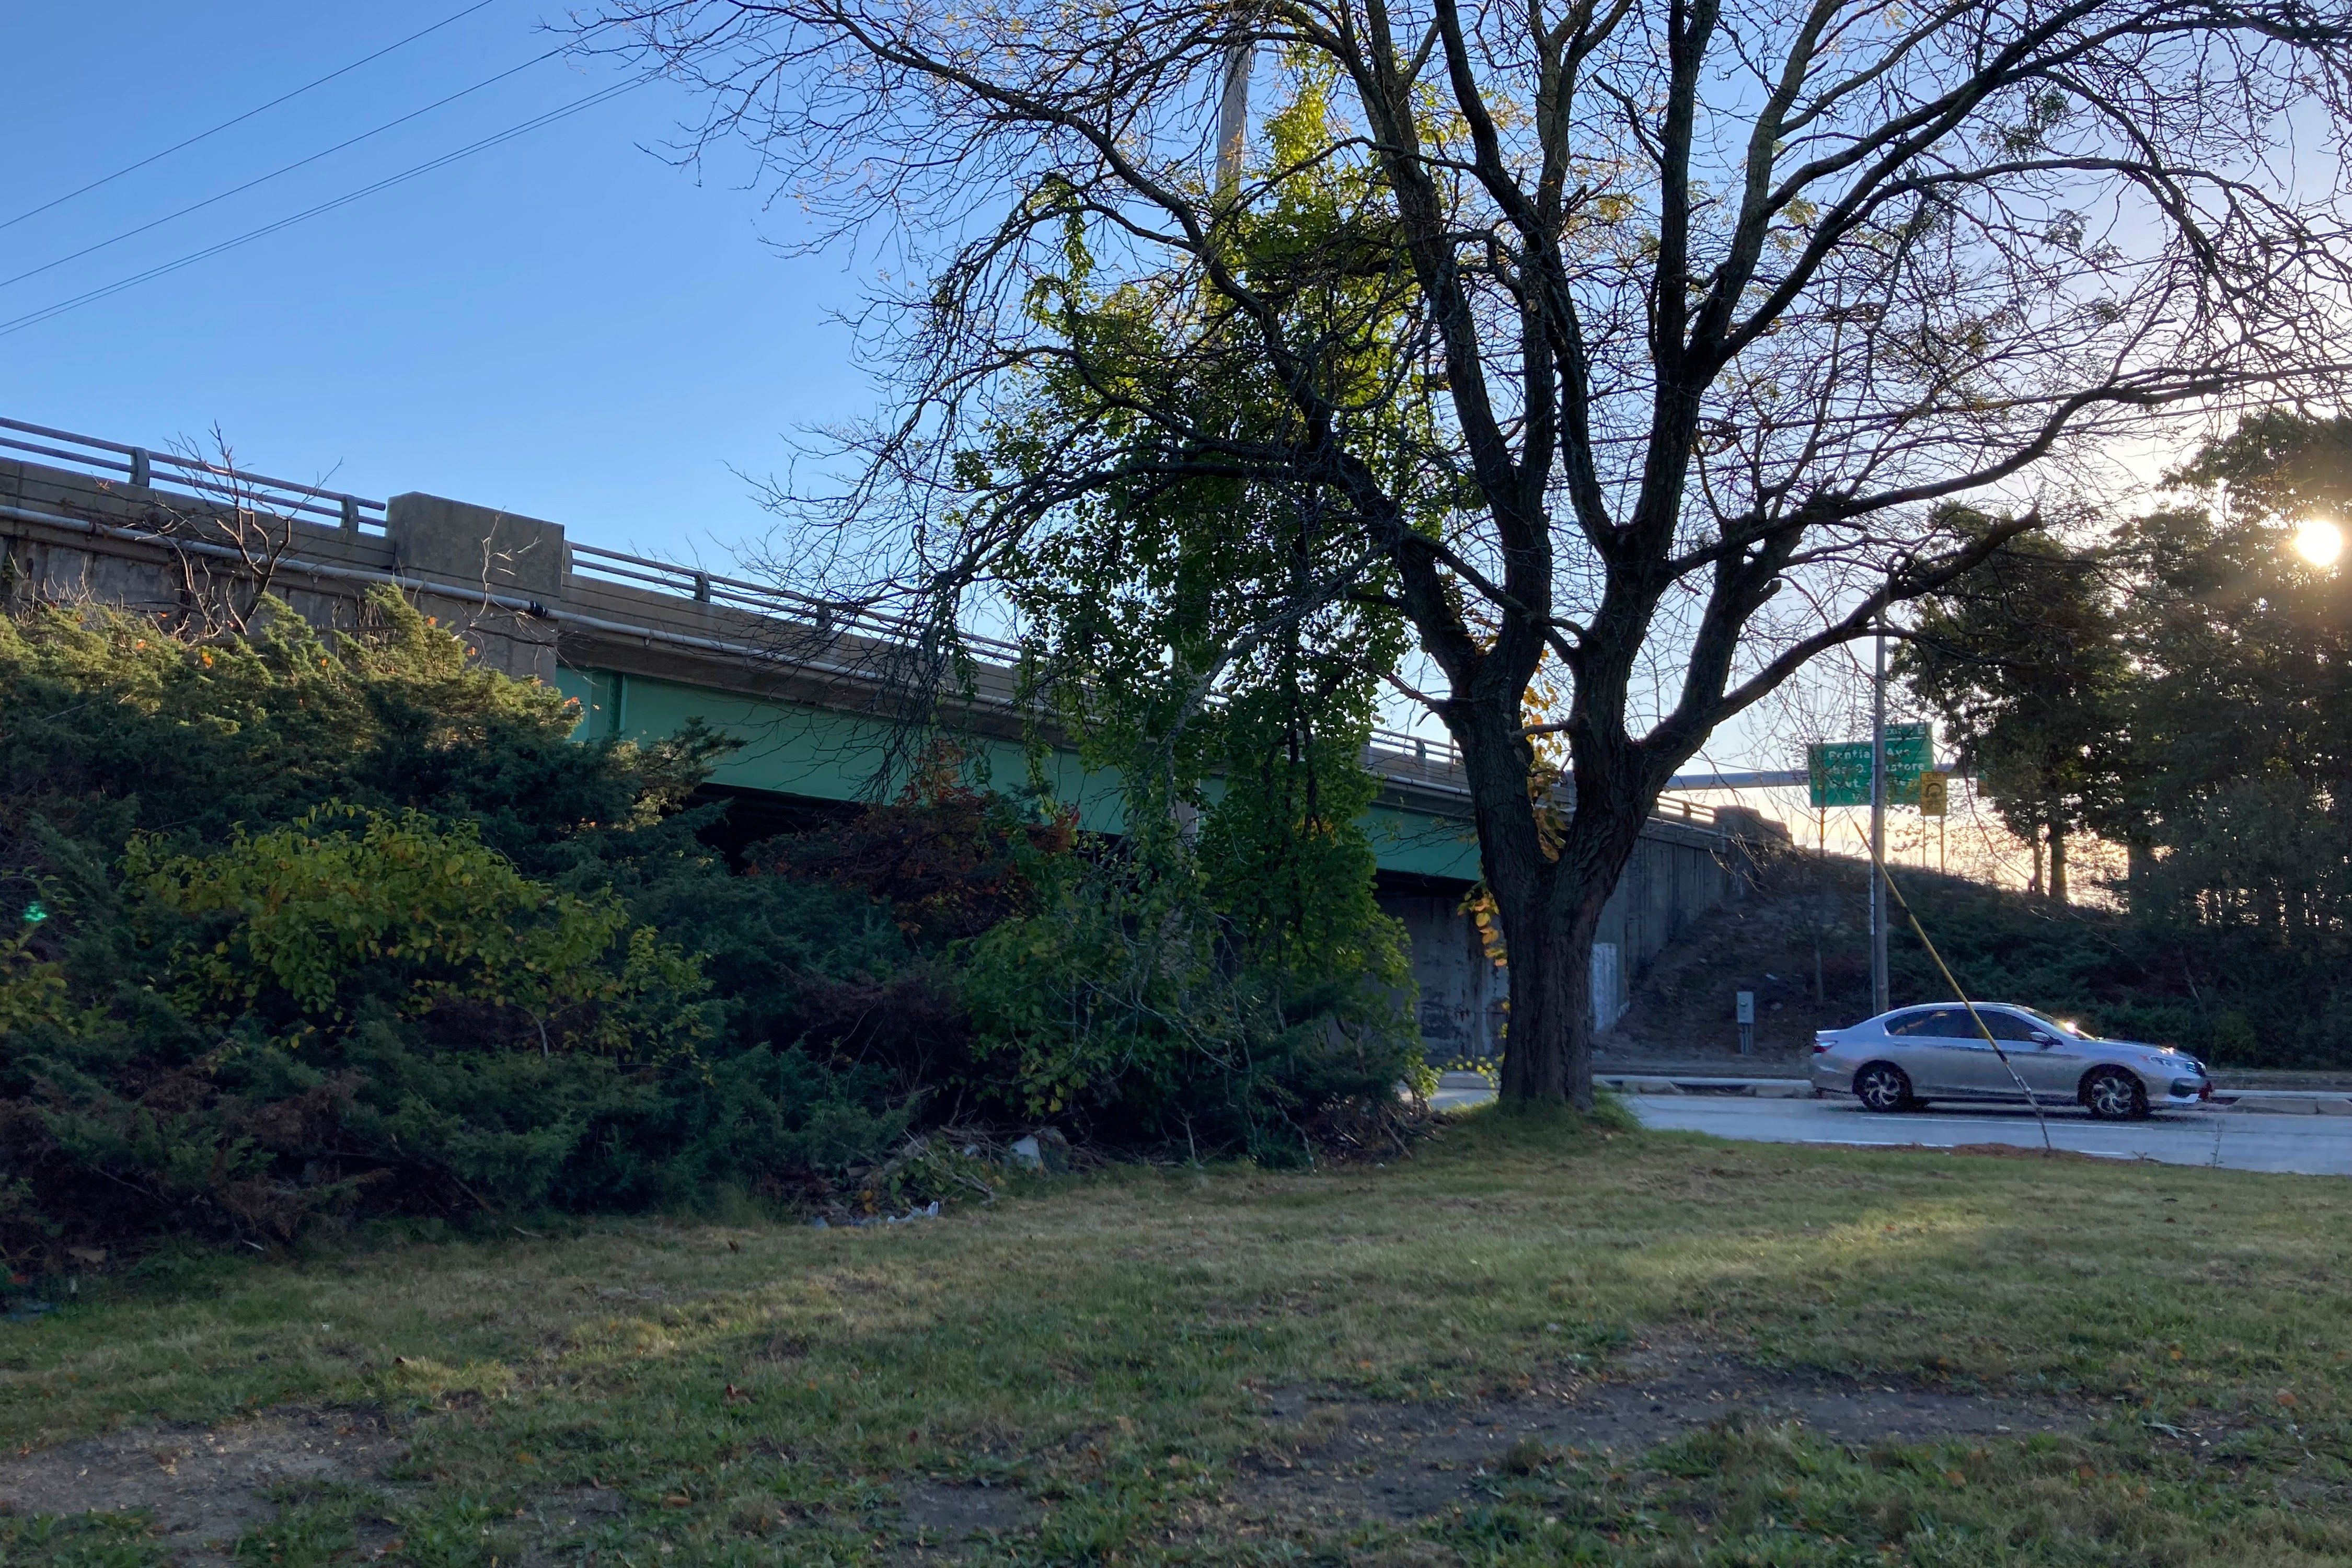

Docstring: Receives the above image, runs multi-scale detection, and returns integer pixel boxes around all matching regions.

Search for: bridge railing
[1655,794,1717,827]
[575,539,1490,782]
[0,416,387,536]
[564,539,1027,663]
[1365,727,1462,769]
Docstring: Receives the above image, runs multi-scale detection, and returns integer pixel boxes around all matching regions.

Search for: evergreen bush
[0,588,1428,1260]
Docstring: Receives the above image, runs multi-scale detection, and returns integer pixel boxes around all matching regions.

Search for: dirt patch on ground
[0,1408,403,1563]
[1935,1142,2127,1163]
[1225,1342,2084,1526]
[897,1480,1040,1546]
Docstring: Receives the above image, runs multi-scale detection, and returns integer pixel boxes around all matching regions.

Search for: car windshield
[2021,1007,2094,1039]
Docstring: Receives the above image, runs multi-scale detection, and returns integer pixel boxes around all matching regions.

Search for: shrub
[0,601,916,1260]
[0,587,705,873]
[0,792,920,1252]
[128,806,669,1050]
[0,587,1432,1261]
[959,842,1425,1163]
[753,748,1074,946]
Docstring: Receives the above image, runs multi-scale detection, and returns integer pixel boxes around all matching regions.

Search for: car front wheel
[2082,1066,2149,1121]
[1853,1062,1913,1113]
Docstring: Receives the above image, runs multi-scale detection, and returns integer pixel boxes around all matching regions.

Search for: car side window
[1979,1010,2039,1042]
[1883,1010,1937,1035]
[1917,1008,1978,1037]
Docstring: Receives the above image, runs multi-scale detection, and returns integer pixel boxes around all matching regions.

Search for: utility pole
[1870,617,1889,1016]
[1215,39,1252,198]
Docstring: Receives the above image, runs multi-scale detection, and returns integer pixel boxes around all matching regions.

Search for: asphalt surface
[1431,1086,2352,1174]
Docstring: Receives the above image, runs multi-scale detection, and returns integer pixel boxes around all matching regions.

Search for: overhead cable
[0,46,568,293]
[0,0,503,235]
[0,73,654,340]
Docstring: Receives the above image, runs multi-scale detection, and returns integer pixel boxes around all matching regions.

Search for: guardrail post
[693,570,711,603]
[340,495,360,534]
[128,448,150,488]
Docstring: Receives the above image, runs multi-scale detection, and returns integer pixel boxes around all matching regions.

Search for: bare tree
[593,0,2352,1105]
[142,429,302,638]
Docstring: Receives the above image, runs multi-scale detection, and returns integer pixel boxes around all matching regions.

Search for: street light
[2291,518,2344,568]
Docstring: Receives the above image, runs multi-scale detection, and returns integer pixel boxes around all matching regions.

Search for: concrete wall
[1380,821,1760,1065]
[1379,891,1507,1063]
[0,460,557,681]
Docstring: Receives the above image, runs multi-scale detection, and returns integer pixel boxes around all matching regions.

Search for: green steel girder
[553,666,1485,883]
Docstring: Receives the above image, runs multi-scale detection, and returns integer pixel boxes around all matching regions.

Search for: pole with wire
[1870,616,1889,1015]
[1870,852,2056,1155]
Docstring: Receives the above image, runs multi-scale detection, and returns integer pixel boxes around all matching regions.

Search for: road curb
[1594,1075,1815,1099]
[2221,1094,2352,1116]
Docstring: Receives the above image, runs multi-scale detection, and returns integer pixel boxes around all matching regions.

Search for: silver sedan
[1811,1004,2211,1120]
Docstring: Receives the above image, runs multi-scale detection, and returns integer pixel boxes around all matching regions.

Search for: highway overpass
[1,413,1786,1061]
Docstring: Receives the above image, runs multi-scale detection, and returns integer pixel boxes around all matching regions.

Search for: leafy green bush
[3,795,909,1252]
[128,806,675,1048]
[0,585,1431,1262]
[0,598,917,1259]
[0,587,707,878]
[960,834,1425,1163]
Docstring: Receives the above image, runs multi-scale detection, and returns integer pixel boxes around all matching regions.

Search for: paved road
[1431,1086,2352,1174]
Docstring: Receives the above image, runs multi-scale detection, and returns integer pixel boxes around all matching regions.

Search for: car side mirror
[2030,1032,2055,1046]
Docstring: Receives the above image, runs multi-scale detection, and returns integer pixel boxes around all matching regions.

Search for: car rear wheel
[1854,1062,1913,1113]
[2082,1066,2149,1121]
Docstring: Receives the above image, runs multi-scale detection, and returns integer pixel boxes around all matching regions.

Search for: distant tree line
[1899,413,2352,1056]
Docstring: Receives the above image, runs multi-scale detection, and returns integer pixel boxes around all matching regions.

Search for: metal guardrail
[1365,727,1462,769]
[1655,794,1717,827]
[0,416,387,535]
[562,539,1026,663]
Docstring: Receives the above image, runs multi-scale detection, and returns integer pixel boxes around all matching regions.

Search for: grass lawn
[2,1108,2349,1566]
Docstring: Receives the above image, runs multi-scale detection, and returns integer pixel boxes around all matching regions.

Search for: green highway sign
[1808,742,1874,807]
[1807,723,1933,809]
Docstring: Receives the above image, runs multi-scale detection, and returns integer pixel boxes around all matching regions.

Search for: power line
[0,0,503,236]
[0,47,567,293]
[0,73,655,341]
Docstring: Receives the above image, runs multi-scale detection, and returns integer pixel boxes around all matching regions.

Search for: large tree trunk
[2126,840,2154,918]
[1452,702,1650,1111]
[1492,873,1583,1103]
[1491,838,1643,1110]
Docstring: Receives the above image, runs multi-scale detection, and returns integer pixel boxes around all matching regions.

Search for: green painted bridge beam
[554,665,1486,883]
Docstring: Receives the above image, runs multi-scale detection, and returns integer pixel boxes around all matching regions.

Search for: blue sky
[2,1,861,563]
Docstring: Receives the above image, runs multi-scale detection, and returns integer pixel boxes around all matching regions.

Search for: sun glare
[2292,519,2345,569]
